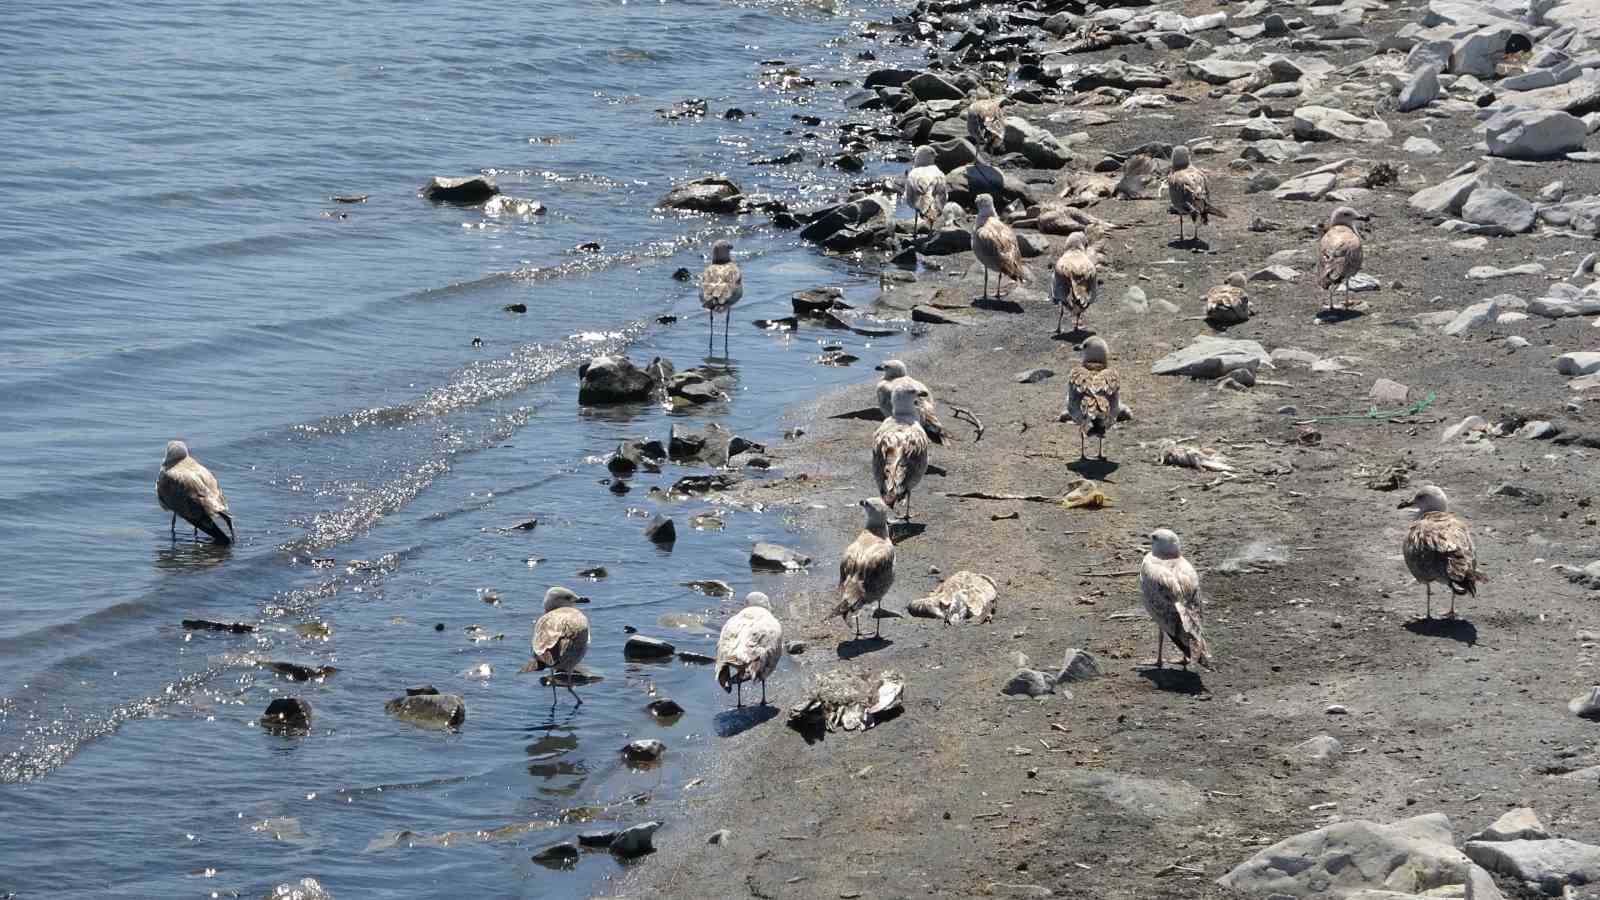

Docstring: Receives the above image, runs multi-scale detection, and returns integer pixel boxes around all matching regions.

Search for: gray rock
[930,137,980,172]
[421,175,499,204]
[1370,378,1410,403]
[1398,65,1441,112]
[1557,351,1600,375]
[1274,172,1337,201]
[1485,109,1588,160]
[1491,482,1548,505]
[750,541,811,571]
[532,842,580,868]
[1015,368,1056,384]
[1571,685,1600,719]
[1404,136,1443,155]
[1150,336,1271,378]
[1468,808,1550,843]
[1464,838,1600,894]
[578,355,657,405]
[623,635,676,660]
[1498,75,1600,115]
[657,175,743,213]
[1408,38,1454,72]
[1293,106,1393,142]
[1409,171,1482,218]
[1270,348,1321,367]
[384,692,466,729]
[1466,263,1545,280]
[1449,26,1516,77]
[1189,58,1261,84]
[1120,286,1150,314]
[1002,117,1072,168]
[1460,186,1536,234]
[1251,265,1302,282]
[610,821,662,858]
[1002,668,1059,698]
[945,162,1036,209]
[1239,117,1284,141]
[669,422,730,466]
[1292,734,1344,761]
[905,72,965,102]
[260,698,312,734]
[620,739,666,763]
[1220,813,1478,897]
[644,515,676,545]
[707,828,732,845]
[1242,139,1301,164]
[1056,649,1104,683]
[1530,286,1600,318]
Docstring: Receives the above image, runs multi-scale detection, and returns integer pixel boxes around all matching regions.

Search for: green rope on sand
[1299,391,1437,424]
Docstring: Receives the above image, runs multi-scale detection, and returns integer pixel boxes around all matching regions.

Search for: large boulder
[1219,814,1479,897]
[1485,109,1587,159]
[798,194,895,251]
[1274,172,1337,201]
[384,692,466,729]
[1497,75,1600,114]
[1189,58,1262,84]
[929,137,980,171]
[1397,65,1441,112]
[1464,839,1600,894]
[578,355,657,405]
[657,176,743,214]
[1559,352,1600,375]
[905,72,966,102]
[1293,106,1393,142]
[1002,117,1072,168]
[1449,25,1519,77]
[1151,336,1270,378]
[1460,185,1536,234]
[420,175,498,204]
[1408,171,1483,218]
[946,162,1036,209]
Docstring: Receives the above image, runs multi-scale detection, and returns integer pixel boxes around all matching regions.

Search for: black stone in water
[406,684,439,696]
[671,267,692,281]
[260,697,312,733]
[624,634,676,660]
[644,515,676,545]
[181,619,255,633]
[503,303,527,313]
[647,698,685,718]
[434,623,446,632]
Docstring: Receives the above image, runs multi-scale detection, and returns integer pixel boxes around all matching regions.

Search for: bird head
[974,193,997,218]
[1169,145,1191,171]
[860,497,893,529]
[889,382,921,418]
[1329,206,1371,229]
[543,586,590,611]
[1149,528,1183,559]
[710,239,734,264]
[1081,336,1110,364]
[875,359,909,378]
[1063,231,1088,250]
[911,145,936,168]
[744,591,772,610]
[1398,484,1449,515]
[163,441,190,466]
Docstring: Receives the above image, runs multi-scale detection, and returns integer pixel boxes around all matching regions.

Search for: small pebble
[1325,704,1348,715]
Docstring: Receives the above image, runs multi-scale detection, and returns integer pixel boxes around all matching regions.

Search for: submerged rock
[260,698,313,734]
[611,821,662,858]
[621,739,666,763]
[644,515,677,546]
[384,692,466,729]
[577,355,658,405]
[657,175,743,214]
[420,175,498,204]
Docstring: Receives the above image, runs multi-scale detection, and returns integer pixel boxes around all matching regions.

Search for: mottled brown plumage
[875,360,944,444]
[833,498,896,638]
[1400,485,1478,619]
[873,383,930,520]
[1318,206,1369,310]
[1138,529,1212,670]
[716,592,784,707]
[903,146,948,238]
[1204,281,1251,325]
[966,98,1005,154]
[1052,231,1098,334]
[1166,145,1224,242]
[700,239,743,350]
[531,587,591,705]
[1066,337,1121,459]
[157,441,234,544]
[972,193,1029,301]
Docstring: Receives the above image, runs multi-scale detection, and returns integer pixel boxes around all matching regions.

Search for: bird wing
[533,607,590,668]
[907,166,947,221]
[1068,363,1118,428]
[1406,513,1478,594]
[836,531,895,616]
[978,218,1029,282]
[1140,554,1211,667]
[1167,168,1206,216]
[1066,365,1090,425]
[700,262,743,308]
[158,460,232,541]
[915,393,946,444]
[1318,226,1363,289]
[873,421,928,505]
[1056,249,1097,307]
[717,608,783,686]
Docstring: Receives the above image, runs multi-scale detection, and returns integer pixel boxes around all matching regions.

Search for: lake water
[0,1,921,895]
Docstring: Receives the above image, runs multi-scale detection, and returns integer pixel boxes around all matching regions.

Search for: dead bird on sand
[906,571,998,625]
[787,668,904,732]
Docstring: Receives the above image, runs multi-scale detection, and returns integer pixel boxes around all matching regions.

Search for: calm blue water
[0,1,919,895]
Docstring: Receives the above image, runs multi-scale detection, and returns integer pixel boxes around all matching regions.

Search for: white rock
[1293,106,1393,142]
[1558,351,1600,375]
[1467,808,1550,843]
[1404,136,1443,155]
[1408,171,1482,217]
[1449,26,1514,77]
[1444,299,1501,334]
[1274,172,1338,201]
[1150,335,1271,377]
[1220,814,1478,897]
[1460,185,1536,234]
[1441,415,1488,442]
[1270,347,1321,367]
[1485,108,1588,160]
[1370,378,1410,403]
[1464,838,1600,893]
[1189,58,1261,84]
[1251,264,1302,282]
[1466,263,1545,280]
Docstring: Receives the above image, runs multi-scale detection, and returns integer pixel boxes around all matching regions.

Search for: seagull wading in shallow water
[1138,529,1212,670]
[699,239,743,353]
[1399,485,1479,620]
[902,146,948,240]
[530,586,591,705]
[1052,230,1098,334]
[972,193,1028,301]
[156,440,234,544]
[832,498,896,639]
[1166,145,1225,243]
[1066,336,1121,459]
[1318,205,1370,310]
[874,360,944,444]
[873,381,930,521]
[715,592,784,708]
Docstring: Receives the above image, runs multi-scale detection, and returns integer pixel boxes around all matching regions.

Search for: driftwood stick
[1078,570,1139,577]
[950,404,985,442]
[946,491,1054,502]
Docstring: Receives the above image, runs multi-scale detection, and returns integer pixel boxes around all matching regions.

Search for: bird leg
[1155,628,1166,668]
[550,682,559,707]
[170,512,177,538]
[567,683,583,706]
[1079,428,1087,459]
[874,600,882,638]
[736,681,743,709]
[982,267,990,301]
[708,310,715,352]
[1175,214,1184,243]
[1098,433,1106,460]
[1424,583,1433,619]
[760,679,767,707]
[724,309,732,354]
[1056,302,1066,334]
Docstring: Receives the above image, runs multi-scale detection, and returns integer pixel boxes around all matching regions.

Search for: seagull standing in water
[1138,529,1212,670]
[530,586,591,706]
[1166,145,1224,243]
[1066,336,1121,459]
[156,440,234,544]
[874,360,944,444]
[832,498,896,639]
[1318,206,1370,310]
[1052,231,1098,334]
[873,382,930,521]
[903,146,948,240]
[1399,485,1479,619]
[699,239,743,354]
[715,592,784,708]
[972,193,1028,302]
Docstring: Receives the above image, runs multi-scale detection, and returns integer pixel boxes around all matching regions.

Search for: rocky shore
[621,0,1600,896]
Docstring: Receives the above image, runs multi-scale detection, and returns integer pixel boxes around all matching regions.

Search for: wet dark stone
[503,303,527,314]
[260,698,312,734]
[384,692,466,729]
[182,619,255,633]
[644,515,677,546]
[263,662,338,682]
[624,635,677,660]
[420,175,498,204]
[677,650,716,665]
[405,684,439,696]
[647,698,685,718]
[532,842,580,869]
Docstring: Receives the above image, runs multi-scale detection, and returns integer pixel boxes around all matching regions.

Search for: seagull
[966,97,1005,155]
[699,239,743,354]
[715,592,784,708]
[873,382,931,521]
[1317,206,1370,310]
[157,440,234,544]
[832,498,896,638]
[972,193,1028,302]
[903,146,948,240]
[1052,231,1098,334]
[1166,145,1225,243]
[1399,485,1479,619]
[1138,529,1212,670]
[936,201,964,230]
[1066,336,1121,459]
[874,360,944,444]
[530,586,591,705]
[1204,273,1251,325]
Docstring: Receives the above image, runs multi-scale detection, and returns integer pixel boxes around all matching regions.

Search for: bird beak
[1360,213,1374,222]
[873,365,885,372]
[1396,499,1416,510]
[575,595,592,604]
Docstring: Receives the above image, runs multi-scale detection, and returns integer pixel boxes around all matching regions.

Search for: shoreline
[630,0,1600,896]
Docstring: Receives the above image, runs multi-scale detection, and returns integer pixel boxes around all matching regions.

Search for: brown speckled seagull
[1166,145,1224,243]
[1138,529,1212,670]
[530,586,591,705]
[966,97,1005,155]
[873,382,931,521]
[874,360,944,444]
[1317,206,1369,310]
[1052,231,1098,334]
[972,193,1028,301]
[832,498,897,638]
[157,440,234,544]
[716,592,784,708]
[903,146,948,239]
[699,239,743,353]
[1399,485,1478,619]
[1066,336,1121,459]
